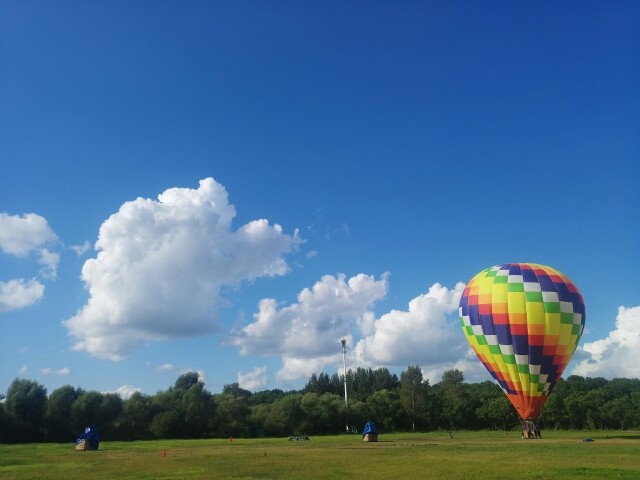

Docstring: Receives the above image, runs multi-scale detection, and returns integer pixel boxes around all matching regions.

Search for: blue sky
[1,1,638,399]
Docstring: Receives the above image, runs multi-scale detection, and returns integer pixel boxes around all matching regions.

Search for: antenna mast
[341,338,349,432]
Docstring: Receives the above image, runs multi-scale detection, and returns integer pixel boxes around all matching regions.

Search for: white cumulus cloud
[230,272,389,381]
[114,385,142,399]
[230,276,495,384]
[0,278,45,313]
[63,178,301,361]
[0,212,59,312]
[354,282,467,367]
[571,305,640,379]
[155,363,176,373]
[38,248,60,280]
[40,367,71,376]
[0,213,57,257]
[70,240,91,257]
[278,354,340,382]
[237,366,268,391]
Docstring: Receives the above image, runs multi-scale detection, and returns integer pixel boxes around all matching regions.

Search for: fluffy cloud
[229,276,476,382]
[99,385,143,399]
[237,366,268,391]
[571,305,640,379]
[0,279,45,313]
[0,213,59,312]
[277,354,340,382]
[229,273,388,380]
[114,385,142,399]
[0,213,57,257]
[155,363,176,373]
[63,178,301,360]
[230,275,496,383]
[70,240,90,257]
[354,282,467,367]
[40,367,71,376]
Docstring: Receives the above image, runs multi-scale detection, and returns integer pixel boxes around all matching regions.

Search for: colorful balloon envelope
[459,263,585,420]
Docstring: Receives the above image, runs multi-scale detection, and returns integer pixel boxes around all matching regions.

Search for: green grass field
[1,431,639,480]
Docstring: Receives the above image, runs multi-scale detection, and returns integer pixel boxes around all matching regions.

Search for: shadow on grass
[588,435,640,440]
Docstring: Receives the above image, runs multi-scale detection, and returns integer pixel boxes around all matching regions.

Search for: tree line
[1,367,639,443]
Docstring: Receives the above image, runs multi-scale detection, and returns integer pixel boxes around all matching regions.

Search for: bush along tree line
[1,368,640,443]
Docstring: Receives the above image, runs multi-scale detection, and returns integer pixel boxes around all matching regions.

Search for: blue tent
[75,426,100,450]
[362,421,377,438]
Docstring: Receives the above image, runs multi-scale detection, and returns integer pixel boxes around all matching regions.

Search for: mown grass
[1,431,639,479]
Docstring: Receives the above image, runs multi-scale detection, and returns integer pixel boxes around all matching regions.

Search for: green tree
[97,393,123,438]
[214,388,247,437]
[605,378,640,398]
[264,393,304,436]
[0,401,15,443]
[349,368,372,401]
[564,392,587,429]
[399,365,428,431]
[119,392,155,439]
[541,390,567,429]
[541,378,576,429]
[630,392,640,429]
[247,403,271,433]
[174,371,201,390]
[149,379,216,439]
[583,389,609,429]
[70,391,102,433]
[150,389,182,438]
[438,369,469,429]
[45,385,81,442]
[475,396,516,430]
[5,378,47,441]
[602,396,633,429]
[372,367,399,392]
[348,399,369,431]
[150,410,181,438]
[182,383,215,437]
[249,389,286,406]
[299,392,344,434]
[366,389,401,431]
[304,373,336,395]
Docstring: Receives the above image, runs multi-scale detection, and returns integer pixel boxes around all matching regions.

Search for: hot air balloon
[459,263,585,421]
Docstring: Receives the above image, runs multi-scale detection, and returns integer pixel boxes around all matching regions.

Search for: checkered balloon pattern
[459,263,585,420]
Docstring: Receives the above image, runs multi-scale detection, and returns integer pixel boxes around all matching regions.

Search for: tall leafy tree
[264,393,304,436]
[366,389,402,431]
[249,389,286,406]
[438,369,469,429]
[45,385,81,442]
[602,396,633,429]
[182,383,215,437]
[70,390,102,433]
[215,383,249,437]
[97,393,123,438]
[174,371,202,390]
[5,379,47,442]
[564,392,587,429]
[119,392,155,439]
[0,401,15,443]
[475,396,516,430]
[304,373,338,395]
[150,389,183,438]
[399,365,428,431]
[372,367,399,392]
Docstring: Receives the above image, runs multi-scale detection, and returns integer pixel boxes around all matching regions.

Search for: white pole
[341,338,348,431]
